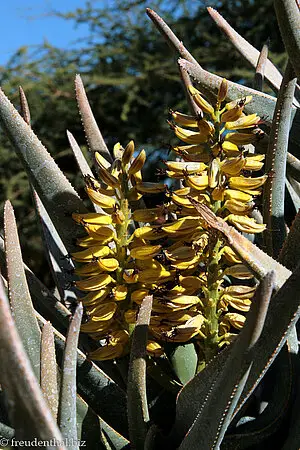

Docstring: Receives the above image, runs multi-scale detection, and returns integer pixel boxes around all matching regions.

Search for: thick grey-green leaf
[0,87,87,253]
[75,74,112,162]
[263,62,297,257]
[40,322,59,420]
[170,343,197,385]
[36,312,128,437]
[0,275,66,448]
[4,200,41,380]
[235,262,300,416]
[274,0,300,82]
[254,42,269,91]
[0,234,71,335]
[76,396,129,450]
[58,304,83,449]
[127,295,152,449]
[280,208,300,270]
[33,190,77,304]
[178,273,274,450]
[286,176,300,212]
[223,345,292,449]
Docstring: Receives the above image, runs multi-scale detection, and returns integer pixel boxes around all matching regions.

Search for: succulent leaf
[40,322,59,420]
[127,295,152,449]
[4,200,41,380]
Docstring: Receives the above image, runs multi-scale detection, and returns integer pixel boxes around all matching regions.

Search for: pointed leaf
[207,7,284,94]
[58,304,83,449]
[176,273,274,450]
[280,208,300,270]
[223,345,292,450]
[36,311,128,437]
[40,322,59,420]
[0,275,66,447]
[274,0,300,81]
[127,295,152,449]
[263,62,297,257]
[146,9,200,68]
[254,42,269,91]
[287,153,300,183]
[19,86,31,125]
[0,87,87,252]
[75,74,112,162]
[4,200,41,379]
[33,190,77,304]
[286,176,300,212]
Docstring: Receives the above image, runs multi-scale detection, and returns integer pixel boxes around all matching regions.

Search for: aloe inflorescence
[73,78,268,367]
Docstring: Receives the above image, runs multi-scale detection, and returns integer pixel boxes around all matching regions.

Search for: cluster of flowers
[72,78,267,363]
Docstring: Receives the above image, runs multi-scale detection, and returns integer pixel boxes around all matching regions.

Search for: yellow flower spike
[224,189,253,203]
[72,212,112,226]
[136,182,166,194]
[221,155,246,176]
[165,246,196,262]
[226,298,252,312]
[208,158,220,188]
[132,207,166,222]
[223,313,246,330]
[88,343,124,361]
[172,124,210,144]
[226,214,266,233]
[188,85,215,116]
[81,289,111,307]
[244,154,265,171]
[212,186,225,201]
[228,175,268,195]
[225,96,252,111]
[146,340,165,357]
[122,140,135,165]
[71,245,111,262]
[130,244,162,260]
[225,113,260,130]
[133,225,167,240]
[186,175,209,191]
[223,199,253,215]
[123,269,139,284]
[128,149,146,175]
[112,285,128,301]
[87,302,118,321]
[224,132,258,146]
[170,110,199,128]
[217,78,228,103]
[164,161,207,175]
[75,273,114,291]
[95,153,120,188]
[96,258,119,272]
[221,141,241,156]
[138,268,175,285]
[224,264,254,280]
[86,187,116,209]
[131,170,143,184]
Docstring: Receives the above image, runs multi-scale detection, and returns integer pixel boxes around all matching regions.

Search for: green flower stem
[200,235,223,368]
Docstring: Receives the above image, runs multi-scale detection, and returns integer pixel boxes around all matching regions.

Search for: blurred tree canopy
[0,0,287,282]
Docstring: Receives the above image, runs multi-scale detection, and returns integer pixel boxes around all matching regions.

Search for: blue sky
[0,0,92,66]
